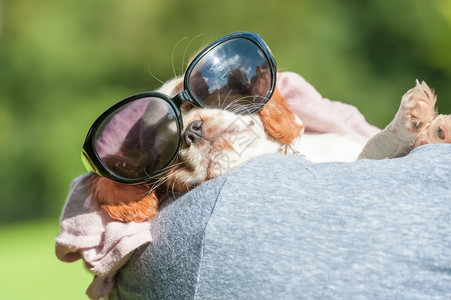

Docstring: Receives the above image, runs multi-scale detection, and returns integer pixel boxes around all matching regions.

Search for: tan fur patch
[90,175,158,223]
[258,88,305,145]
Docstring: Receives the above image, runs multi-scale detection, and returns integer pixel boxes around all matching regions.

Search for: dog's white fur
[171,107,287,187]
[156,77,305,190]
[158,76,364,171]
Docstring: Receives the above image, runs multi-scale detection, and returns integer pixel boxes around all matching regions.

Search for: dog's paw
[399,80,437,133]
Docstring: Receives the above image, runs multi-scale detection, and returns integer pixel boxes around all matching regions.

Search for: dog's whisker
[215,91,224,111]
[223,96,261,114]
[171,37,190,78]
[169,175,178,198]
[144,161,183,179]
[141,161,185,194]
[146,64,165,85]
[181,33,204,73]
[220,90,234,110]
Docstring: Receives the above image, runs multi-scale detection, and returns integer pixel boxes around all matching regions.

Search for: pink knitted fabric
[55,174,152,299]
[277,72,379,143]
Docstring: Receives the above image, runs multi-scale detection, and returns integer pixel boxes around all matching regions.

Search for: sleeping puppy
[91,78,449,223]
[94,77,447,223]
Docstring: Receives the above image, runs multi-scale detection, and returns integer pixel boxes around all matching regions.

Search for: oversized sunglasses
[82,31,277,184]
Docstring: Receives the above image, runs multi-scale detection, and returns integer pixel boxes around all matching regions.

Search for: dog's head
[90,75,304,222]
[89,52,307,224]
[160,78,304,192]
[91,75,305,222]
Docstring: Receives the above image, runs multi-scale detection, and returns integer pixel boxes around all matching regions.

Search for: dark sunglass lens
[93,97,180,180]
[188,38,272,114]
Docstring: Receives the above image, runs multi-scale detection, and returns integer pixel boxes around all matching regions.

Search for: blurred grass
[0,219,92,299]
[2,0,451,224]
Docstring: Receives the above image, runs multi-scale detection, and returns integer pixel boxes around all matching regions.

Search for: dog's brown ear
[90,175,159,223]
[258,87,305,145]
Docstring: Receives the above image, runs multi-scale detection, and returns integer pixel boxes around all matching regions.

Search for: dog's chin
[164,149,225,192]
[163,108,283,192]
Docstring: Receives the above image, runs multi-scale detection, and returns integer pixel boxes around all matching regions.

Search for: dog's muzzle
[184,120,203,146]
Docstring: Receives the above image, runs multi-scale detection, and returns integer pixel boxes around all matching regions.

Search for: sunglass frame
[82,31,277,184]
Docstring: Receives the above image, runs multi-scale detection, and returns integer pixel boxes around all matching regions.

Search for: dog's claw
[399,80,437,134]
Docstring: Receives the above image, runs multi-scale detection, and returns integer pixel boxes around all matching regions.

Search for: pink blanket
[55,175,152,299]
[55,71,379,299]
[278,72,379,143]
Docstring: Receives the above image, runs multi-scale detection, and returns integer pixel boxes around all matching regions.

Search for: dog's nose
[184,120,203,146]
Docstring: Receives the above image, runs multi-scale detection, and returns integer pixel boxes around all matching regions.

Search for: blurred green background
[1,0,450,298]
